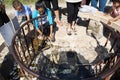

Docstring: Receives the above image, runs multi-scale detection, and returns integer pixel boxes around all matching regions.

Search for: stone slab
[78,11,120,32]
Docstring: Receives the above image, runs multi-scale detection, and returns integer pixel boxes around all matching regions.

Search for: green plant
[3,0,37,8]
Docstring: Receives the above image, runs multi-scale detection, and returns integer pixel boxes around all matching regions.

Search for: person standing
[44,0,62,26]
[91,0,107,12]
[65,0,82,35]
[0,1,10,27]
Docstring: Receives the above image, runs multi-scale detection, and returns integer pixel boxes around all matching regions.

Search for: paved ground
[49,14,111,63]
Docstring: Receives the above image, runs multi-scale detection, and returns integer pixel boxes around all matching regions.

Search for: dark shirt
[0,4,10,27]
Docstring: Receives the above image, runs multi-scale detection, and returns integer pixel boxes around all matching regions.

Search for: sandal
[66,29,72,35]
[72,22,77,32]
[72,28,77,32]
[67,31,72,35]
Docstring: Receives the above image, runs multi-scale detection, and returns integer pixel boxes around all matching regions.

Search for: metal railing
[12,16,120,80]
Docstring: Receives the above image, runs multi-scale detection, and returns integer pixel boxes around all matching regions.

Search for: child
[0,1,10,27]
[32,0,54,41]
[12,0,32,24]
[108,0,120,24]
[65,0,82,35]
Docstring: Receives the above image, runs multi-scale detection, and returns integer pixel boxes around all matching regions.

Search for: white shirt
[65,0,82,3]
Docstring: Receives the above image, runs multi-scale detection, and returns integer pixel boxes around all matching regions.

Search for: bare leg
[72,21,77,32]
[66,23,72,35]
[54,10,62,26]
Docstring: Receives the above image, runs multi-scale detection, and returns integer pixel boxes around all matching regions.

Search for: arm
[110,15,120,22]
[37,29,43,36]
[25,5,32,21]
[109,14,120,22]
[46,8,54,39]
[32,10,43,36]
[46,8,53,25]
[114,14,120,21]
[26,14,30,21]
[49,24,54,40]
[50,25,53,35]
[46,8,53,34]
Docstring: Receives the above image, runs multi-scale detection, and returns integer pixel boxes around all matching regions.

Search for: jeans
[91,0,107,12]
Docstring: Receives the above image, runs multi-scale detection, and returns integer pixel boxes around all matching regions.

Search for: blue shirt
[32,8,53,30]
[15,5,32,17]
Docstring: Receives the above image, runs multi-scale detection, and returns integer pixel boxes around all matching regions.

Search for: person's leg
[51,0,59,11]
[99,0,107,12]
[44,0,51,9]
[51,0,62,26]
[91,0,98,9]
[72,2,80,31]
[73,2,80,23]
[67,3,74,25]
[66,2,74,35]
[86,0,91,5]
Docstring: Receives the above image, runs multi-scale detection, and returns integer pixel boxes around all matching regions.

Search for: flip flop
[73,28,77,32]
[67,31,72,35]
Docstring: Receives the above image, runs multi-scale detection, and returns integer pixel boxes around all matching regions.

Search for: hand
[42,35,47,40]
[108,19,113,24]
[38,35,44,40]
[104,13,110,16]
[49,33,54,41]
[50,32,53,38]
